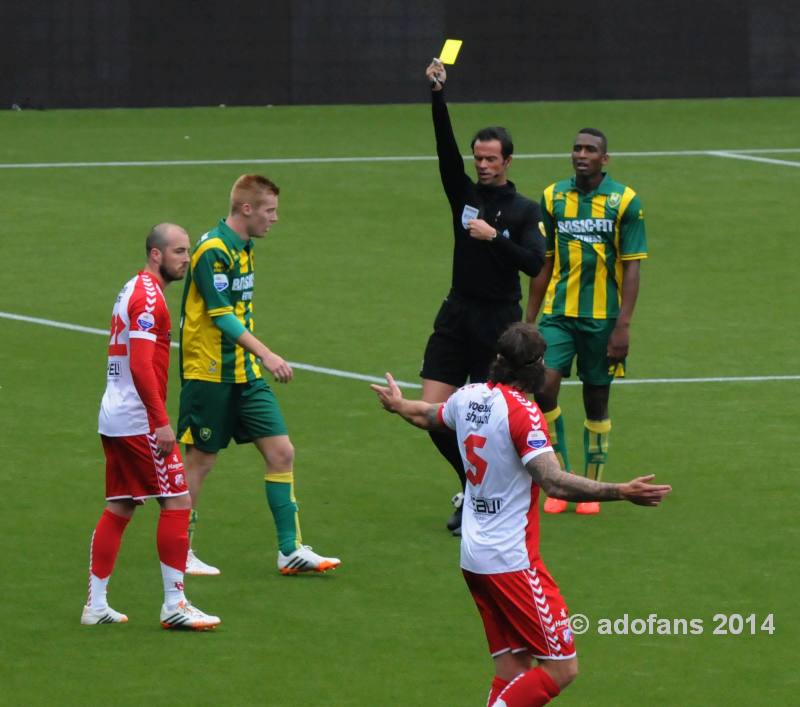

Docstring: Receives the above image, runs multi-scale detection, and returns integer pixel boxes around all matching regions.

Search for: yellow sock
[543,406,571,472]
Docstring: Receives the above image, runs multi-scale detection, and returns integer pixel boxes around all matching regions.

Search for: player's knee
[161,493,191,511]
[542,657,578,690]
[583,384,610,418]
[534,387,558,412]
[185,446,217,476]
[267,441,295,470]
[562,658,579,687]
[535,394,557,413]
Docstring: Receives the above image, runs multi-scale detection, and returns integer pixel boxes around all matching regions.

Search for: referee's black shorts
[420,293,522,387]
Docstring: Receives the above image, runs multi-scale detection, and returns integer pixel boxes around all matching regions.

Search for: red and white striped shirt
[439,382,553,574]
[98,271,172,436]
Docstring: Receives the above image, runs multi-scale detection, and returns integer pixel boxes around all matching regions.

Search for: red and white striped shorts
[463,563,576,660]
[101,434,188,502]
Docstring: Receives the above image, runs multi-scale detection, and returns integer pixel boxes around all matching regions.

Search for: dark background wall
[2,0,798,109]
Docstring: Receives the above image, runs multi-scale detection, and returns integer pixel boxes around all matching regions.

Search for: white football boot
[277,545,341,575]
[185,548,221,576]
[160,600,221,631]
[81,605,128,625]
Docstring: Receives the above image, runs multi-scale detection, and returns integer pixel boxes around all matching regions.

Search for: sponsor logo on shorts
[213,274,229,291]
[199,427,212,442]
[527,430,548,449]
[136,312,155,330]
[174,473,184,486]
[563,628,573,643]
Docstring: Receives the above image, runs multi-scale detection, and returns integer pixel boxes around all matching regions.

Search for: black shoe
[451,525,461,537]
[446,492,464,531]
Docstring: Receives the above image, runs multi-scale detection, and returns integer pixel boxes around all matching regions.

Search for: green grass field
[0,97,798,706]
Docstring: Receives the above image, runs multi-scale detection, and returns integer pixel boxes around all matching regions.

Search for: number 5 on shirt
[464,434,488,485]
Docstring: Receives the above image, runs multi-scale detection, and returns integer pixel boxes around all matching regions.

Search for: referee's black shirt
[432,89,545,303]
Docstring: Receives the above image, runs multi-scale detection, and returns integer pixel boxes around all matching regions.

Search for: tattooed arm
[525,451,671,506]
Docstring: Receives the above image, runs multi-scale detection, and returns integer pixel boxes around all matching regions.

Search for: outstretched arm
[371,373,445,430]
[425,59,467,203]
[525,451,671,506]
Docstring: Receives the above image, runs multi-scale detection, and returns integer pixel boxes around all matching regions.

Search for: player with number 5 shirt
[371,322,671,707]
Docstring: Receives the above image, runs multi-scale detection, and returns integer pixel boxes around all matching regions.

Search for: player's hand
[370,373,404,413]
[467,218,497,241]
[619,474,672,506]
[607,322,630,362]
[425,59,446,90]
[153,424,177,458]
[263,352,293,383]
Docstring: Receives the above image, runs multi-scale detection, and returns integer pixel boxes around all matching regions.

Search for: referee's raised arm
[425,59,467,202]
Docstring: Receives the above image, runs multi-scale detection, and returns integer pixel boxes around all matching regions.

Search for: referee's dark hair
[489,322,547,394]
[471,126,514,159]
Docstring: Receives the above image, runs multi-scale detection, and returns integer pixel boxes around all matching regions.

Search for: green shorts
[178,378,289,453]
[538,314,626,386]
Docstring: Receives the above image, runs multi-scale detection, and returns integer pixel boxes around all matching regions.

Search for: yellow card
[438,39,463,65]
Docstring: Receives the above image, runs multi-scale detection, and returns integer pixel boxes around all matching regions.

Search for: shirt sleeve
[213,311,247,342]
[432,89,471,206]
[191,242,235,316]
[507,398,553,465]
[619,191,648,260]
[540,187,556,256]
[439,390,460,430]
[129,338,170,429]
[127,290,169,429]
[490,200,545,276]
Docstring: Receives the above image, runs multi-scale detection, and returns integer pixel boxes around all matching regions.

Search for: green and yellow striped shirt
[541,174,647,319]
[180,219,261,383]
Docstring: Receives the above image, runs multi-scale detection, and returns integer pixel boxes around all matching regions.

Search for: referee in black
[422,59,545,535]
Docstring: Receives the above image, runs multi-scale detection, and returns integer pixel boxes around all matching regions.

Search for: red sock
[496,667,560,707]
[157,509,190,571]
[488,676,510,706]
[90,508,130,578]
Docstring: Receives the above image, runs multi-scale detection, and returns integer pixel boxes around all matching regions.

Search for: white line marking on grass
[0,312,109,336]
[2,311,798,388]
[1,148,799,170]
[609,375,800,384]
[0,311,421,388]
[707,151,800,168]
